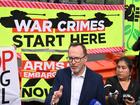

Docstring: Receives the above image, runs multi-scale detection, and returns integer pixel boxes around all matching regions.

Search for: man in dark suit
[45,43,106,105]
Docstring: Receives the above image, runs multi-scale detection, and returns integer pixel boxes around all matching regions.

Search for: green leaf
[124,25,131,35]
[133,29,140,39]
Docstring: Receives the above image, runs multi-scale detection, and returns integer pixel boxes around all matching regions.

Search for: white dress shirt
[70,67,86,105]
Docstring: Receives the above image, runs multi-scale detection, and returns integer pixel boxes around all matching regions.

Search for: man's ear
[84,56,88,61]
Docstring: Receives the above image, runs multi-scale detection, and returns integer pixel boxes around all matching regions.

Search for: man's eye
[69,57,73,60]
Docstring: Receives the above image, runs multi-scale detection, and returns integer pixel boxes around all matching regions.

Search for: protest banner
[125,0,140,55]
[0,46,21,105]
[0,0,124,102]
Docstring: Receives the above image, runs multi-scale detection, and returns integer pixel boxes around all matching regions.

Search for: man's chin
[71,68,80,74]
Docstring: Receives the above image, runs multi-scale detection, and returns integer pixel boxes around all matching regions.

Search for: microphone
[104,84,119,97]
[109,90,119,97]
[104,84,114,92]
[89,99,102,105]
[136,97,140,105]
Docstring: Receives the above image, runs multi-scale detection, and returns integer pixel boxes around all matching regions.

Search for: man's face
[68,45,87,75]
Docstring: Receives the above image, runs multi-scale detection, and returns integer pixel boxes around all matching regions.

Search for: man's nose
[71,59,76,64]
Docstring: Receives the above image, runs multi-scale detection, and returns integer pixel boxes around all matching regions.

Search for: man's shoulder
[86,68,104,86]
[86,67,103,79]
[57,67,71,74]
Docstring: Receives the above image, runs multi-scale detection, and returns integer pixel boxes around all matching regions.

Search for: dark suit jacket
[45,67,106,105]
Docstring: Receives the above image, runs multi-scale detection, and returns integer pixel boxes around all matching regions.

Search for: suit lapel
[65,68,72,105]
[78,69,90,105]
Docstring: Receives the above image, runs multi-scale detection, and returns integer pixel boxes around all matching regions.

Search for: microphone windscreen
[104,84,115,95]
[89,99,102,105]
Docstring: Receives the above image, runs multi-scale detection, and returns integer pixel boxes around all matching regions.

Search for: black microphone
[104,84,119,97]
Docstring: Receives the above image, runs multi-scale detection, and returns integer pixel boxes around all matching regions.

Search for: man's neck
[73,66,86,77]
